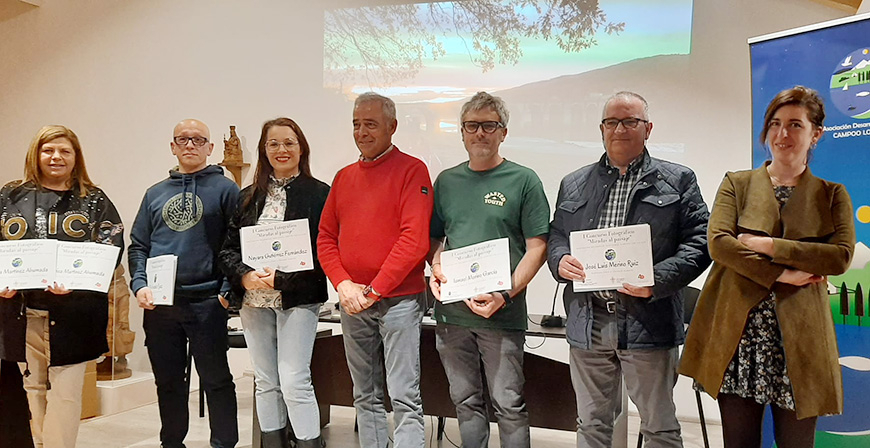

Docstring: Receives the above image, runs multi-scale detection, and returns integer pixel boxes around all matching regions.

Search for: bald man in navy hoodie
[129,119,240,448]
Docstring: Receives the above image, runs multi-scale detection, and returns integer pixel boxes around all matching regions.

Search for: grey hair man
[429,92,550,448]
[547,92,710,447]
[317,92,433,447]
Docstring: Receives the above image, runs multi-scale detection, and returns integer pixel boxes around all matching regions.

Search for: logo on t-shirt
[162,192,204,232]
[483,191,506,207]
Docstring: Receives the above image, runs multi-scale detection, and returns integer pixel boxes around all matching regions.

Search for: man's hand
[465,292,505,319]
[338,279,375,315]
[242,270,272,290]
[46,282,71,295]
[429,263,448,301]
[777,269,825,286]
[136,287,156,310]
[618,283,653,298]
[738,233,774,257]
[0,287,17,299]
[218,294,229,309]
[558,255,586,282]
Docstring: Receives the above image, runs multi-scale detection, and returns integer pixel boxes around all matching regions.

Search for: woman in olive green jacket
[680,86,855,448]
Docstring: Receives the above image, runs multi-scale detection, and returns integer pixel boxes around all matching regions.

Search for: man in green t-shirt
[429,92,550,448]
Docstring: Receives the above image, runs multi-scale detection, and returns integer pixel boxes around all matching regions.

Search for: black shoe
[295,435,325,448]
[262,427,290,448]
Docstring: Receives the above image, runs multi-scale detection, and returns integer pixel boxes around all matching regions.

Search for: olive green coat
[680,164,855,419]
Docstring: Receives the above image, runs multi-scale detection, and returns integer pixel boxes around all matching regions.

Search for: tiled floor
[77,375,722,447]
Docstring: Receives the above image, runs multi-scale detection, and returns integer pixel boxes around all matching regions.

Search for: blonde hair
[24,125,95,197]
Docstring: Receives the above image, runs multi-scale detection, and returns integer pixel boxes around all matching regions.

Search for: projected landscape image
[323,0,694,192]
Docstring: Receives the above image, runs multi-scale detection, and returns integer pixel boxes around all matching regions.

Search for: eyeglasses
[265,140,299,152]
[601,118,648,130]
[461,121,505,134]
[173,136,209,147]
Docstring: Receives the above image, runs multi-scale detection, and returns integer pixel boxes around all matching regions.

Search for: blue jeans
[340,293,425,448]
[144,297,238,448]
[240,303,320,440]
[435,324,529,448]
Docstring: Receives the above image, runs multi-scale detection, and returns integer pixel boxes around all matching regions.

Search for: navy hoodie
[128,165,239,298]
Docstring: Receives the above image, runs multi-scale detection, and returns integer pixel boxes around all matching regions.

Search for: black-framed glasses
[601,118,649,130]
[265,140,300,152]
[461,121,505,134]
[173,136,209,147]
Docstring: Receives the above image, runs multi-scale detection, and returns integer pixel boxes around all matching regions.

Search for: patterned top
[594,152,645,301]
[243,175,297,308]
[718,185,796,409]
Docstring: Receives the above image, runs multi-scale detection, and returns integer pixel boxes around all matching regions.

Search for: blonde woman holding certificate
[0,125,124,448]
[219,118,329,448]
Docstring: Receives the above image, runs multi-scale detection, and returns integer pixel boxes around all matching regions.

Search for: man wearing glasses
[428,92,549,448]
[547,92,710,448]
[129,119,239,448]
[317,93,433,448]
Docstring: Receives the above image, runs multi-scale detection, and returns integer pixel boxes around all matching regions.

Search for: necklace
[766,165,803,187]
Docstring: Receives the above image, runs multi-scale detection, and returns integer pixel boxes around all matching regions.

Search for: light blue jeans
[240,303,321,440]
[435,324,529,448]
[340,293,425,448]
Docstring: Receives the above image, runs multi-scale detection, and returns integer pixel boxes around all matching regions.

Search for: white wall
[0,0,849,423]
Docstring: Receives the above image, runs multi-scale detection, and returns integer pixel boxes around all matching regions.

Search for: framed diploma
[0,239,57,290]
[439,238,512,304]
[146,254,177,306]
[569,224,654,292]
[54,242,121,293]
[240,219,314,273]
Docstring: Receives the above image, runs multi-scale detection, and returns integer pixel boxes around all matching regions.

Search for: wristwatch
[362,284,382,301]
[499,290,512,305]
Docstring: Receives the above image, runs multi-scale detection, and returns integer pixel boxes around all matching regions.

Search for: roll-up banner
[749,13,870,447]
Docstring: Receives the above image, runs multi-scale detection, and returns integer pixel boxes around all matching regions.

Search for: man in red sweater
[317,92,433,448]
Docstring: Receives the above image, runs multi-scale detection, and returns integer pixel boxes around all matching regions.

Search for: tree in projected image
[324,0,624,87]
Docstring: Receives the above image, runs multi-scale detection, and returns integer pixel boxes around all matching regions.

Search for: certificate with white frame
[54,242,121,293]
[439,238,512,304]
[147,254,177,306]
[0,239,57,290]
[570,224,654,292]
[240,219,314,273]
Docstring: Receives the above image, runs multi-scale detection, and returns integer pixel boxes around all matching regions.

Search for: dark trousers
[0,359,35,448]
[144,298,238,448]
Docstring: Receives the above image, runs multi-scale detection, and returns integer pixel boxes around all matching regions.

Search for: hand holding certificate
[146,255,177,306]
[569,224,654,293]
[241,219,314,273]
[439,238,512,304]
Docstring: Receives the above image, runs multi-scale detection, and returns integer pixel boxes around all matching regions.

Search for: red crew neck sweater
[317,147,433,297]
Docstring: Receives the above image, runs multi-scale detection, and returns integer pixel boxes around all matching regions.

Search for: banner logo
[831,48,870,119]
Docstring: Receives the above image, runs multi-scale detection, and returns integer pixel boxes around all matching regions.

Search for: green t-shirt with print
[431,159,550,330]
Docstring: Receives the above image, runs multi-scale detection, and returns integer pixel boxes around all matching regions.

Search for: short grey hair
[355,92,396,122]
[602,91,650,120]
[460,91,510,126]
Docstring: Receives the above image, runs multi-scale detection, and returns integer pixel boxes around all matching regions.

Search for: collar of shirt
[604,150,646,176]
[268,173,298,189]
[359,144,394,162]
